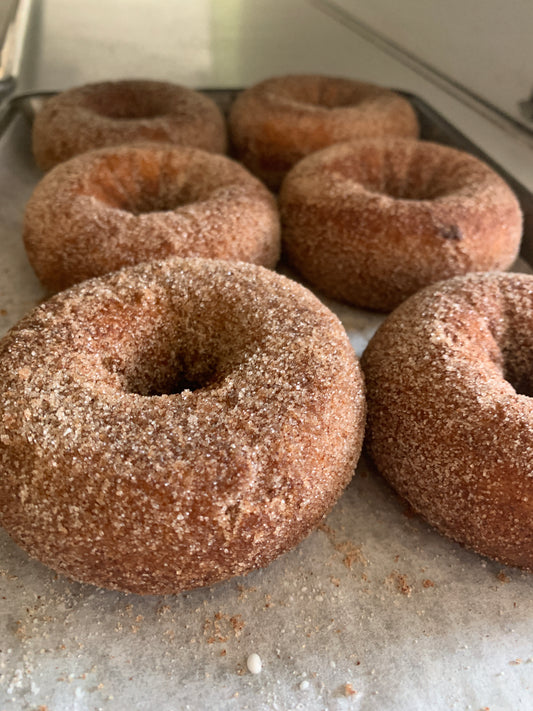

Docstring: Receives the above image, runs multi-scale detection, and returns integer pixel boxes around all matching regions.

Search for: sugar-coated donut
[33,80,227,170]
[0,258,365,595]
[280,138,523,311]
[229,74,419,189]
[362,272,533,570]
[24,143,280,292]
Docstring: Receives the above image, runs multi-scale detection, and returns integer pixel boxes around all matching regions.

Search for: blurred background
[3,0,532,133]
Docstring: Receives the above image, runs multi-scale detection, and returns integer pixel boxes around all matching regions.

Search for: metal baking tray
[0,90,532,711]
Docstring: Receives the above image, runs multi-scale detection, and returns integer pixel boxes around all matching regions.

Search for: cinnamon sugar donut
[362,272,533,570]
[33,80,227,171]
[280,138,523,311]
[0,257,365,594]
[23,143,280,291]
[229,74,419,189]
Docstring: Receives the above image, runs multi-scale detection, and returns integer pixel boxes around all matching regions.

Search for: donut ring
[280,138,523,311]
[362,272,533,570]
[0,258,365,594]
[229,74,419,189]
[33,80,227,171]
[24,143,281,292]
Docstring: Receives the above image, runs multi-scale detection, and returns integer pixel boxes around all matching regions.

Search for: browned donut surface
[33,80,227,170]
[24,143,281,291]
[362,272,533,570]
[229,74,419,189]
[0,258,365,594]
[280,138,523,311]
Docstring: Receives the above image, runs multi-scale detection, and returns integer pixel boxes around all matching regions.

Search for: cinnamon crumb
[402,504,417,519]
[422,579,435,588]
[344,682,357,696]
[230,615,245,635]
[387,571,412,596]
[204,612,245,643]
[318,523,368,568]
[497,571,510,583]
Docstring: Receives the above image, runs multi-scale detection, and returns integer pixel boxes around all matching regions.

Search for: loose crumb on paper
[204,612,245,644]
[318,523,368,568]
[246,653,262,675]
[344,682,357,696]
[386,571,412,597]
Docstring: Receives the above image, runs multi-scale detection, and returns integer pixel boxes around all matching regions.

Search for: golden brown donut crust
[362,272,533,570]
[23,143,281,292]
[229,74,419,189]
[33,80,227,170]
[0,258,366,595]
[280,138,523,311]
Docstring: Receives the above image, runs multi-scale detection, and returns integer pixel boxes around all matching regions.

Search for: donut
[0,257,366,595]
[280,138,523,311]
[33,79,227,171]
[23,143,281,292]
[229,74,419,189]
[362,272,533,570]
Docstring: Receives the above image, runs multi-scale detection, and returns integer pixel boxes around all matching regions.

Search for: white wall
[20,0,214,90]
[326,0,533,127]
[19,0,533,134]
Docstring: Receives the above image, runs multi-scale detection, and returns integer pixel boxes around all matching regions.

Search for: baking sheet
[0,95,532,711]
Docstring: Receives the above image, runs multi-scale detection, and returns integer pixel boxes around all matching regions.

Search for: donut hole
[123,358,219,396]
[503,348,533,398]
[117,188,196,215]
[104,347,222,397]
[322,149,462,201]
[100,304,258,397]
[103,334,225,396]
[86,155,201,214]
[508,376,533,398]
[374,176,446,201]
[92,183,197,215]
[84,87,167,121]
[276,77,379,110]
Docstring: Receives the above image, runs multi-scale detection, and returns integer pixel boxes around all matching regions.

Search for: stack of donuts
[0,73,530,597]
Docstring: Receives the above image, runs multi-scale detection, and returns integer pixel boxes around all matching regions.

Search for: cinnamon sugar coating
[23,143,281,291]
[280,138,523,311]
[229,74,419,189]
[33,80,227,171]
[362,272,533,570]
[0,258,365,594]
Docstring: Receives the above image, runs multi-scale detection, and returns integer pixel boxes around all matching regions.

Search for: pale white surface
[325,0,533,129]
[18,0,533,191]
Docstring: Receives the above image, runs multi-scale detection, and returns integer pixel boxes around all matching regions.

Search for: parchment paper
[0,112,532,711]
